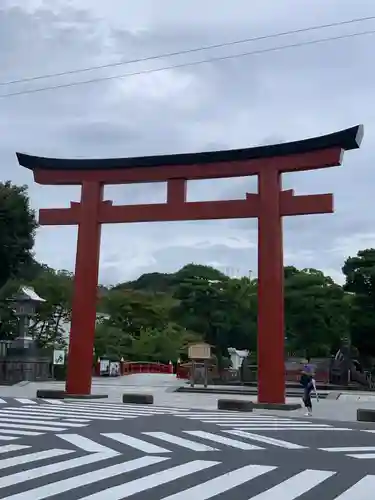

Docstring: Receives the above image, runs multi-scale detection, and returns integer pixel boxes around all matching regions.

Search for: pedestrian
[300,357,318,416]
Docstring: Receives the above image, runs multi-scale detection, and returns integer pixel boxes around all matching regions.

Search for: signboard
[100,359,110,375]
[53,349,65,365]
[188,342,211,360]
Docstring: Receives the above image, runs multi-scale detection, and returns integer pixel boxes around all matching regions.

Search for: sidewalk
[1,375,375,424]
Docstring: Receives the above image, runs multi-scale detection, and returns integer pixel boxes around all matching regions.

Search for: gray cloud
[1,0,374,285]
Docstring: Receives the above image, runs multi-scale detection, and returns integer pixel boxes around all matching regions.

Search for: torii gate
[17,124,363,404]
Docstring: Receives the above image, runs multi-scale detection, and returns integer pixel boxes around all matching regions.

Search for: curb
[357,408,375,422]
[122,393,154,405]
[36,389,108,400]
[218,399,253,412]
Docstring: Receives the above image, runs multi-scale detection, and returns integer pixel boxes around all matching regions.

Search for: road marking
[40,399,66,405]
[0,429,42,436]
[0,417,85,428]
[184,431,263,450]
[216,422,331,427]
[56,434,118,454]
[334,474,375,498]
[0,422,68,432]
[225,430,306,449]
[14,399,36,405]
[77,460,219,500]
[0,449,73,471]
[0,412,67,421]
[347,453,375,459]
[0,451,117,489]
[1,456,169,499]
[160,464,276,499]
[363,430,375,434]
[103,433,171,454]
[143,432,218,451]
[249,469,335,499]
[4,408,123,421]
[18,407,130,418]
[199,419,306,423]
[320,446,375,452]
[0,436,17,441]
[231,426,352,431]
[0,445,30,453]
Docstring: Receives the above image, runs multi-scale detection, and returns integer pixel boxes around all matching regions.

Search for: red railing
[95,361,173,376]
[122,362,173,375]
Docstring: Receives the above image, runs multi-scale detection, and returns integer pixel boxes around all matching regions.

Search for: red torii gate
[17,124,363,404]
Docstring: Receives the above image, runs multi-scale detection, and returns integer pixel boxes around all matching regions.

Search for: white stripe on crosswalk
[41,399,65,405]
[198,419,306,423]
[1,456,169,500]
[0,436,17,441]
[17,407,130,418]
[56,434,119,454]
[0,449,73,471]
[249,469,335,499]
[0,429,42,436]
[2,408,123,420]
[225,430,306,449]
[14,399,37,405]
[217,423,330,427]
[53,403,166,413]
[0,399,7,404]
[333,474,375,499]
[231,426,351,431]
[0,450,116,489]
[0,445,30,453]
[321,446,375,459]
[0,411,69,421]
[160,464,276,500]
[184,431,263,450]
[0,417,85,428]
[77,460,219,500]
[102,433,171,454]
[0,422,68,432]
[143,432,218,451]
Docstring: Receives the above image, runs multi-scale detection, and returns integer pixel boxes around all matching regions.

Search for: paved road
[0,400,374,497]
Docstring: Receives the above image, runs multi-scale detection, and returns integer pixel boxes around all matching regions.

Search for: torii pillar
[16,124,363,403]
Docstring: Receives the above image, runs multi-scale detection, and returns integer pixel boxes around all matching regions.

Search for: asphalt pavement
[0,398,374,498]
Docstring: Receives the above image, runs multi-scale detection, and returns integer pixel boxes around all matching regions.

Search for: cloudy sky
[1,0,374,285]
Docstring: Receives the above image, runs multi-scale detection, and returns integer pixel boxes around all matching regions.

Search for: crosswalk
[55,431,305,453]
[320,445,375,460]
[0,442,373,498]
[174,411,353,431]
[0,401,190,442]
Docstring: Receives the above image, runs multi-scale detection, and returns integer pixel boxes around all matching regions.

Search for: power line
[1,29,374,99]
[1,15,374,88]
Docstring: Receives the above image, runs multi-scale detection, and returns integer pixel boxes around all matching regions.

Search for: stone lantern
[10,286,45,350]
[5,286,50,383]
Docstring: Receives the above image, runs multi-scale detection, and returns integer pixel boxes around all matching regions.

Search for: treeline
[1,180,375,363]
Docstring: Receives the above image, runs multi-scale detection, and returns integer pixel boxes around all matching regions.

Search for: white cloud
[1,0,374,284]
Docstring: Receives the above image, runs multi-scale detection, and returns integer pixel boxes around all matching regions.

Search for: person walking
[300,357,318,416]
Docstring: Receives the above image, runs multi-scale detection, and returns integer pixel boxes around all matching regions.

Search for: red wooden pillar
[65,181,103,395]
[257,168,285,404]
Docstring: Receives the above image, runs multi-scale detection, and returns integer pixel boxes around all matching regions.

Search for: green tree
[0,182,37,288]
[99,288,170,337]
[129,324,202,363]
[342,249,375,356]
[28,269,73,348]
[171,276,257,363]
[284,266,348,356]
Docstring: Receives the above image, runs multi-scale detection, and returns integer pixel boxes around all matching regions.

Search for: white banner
[53,349,65,365]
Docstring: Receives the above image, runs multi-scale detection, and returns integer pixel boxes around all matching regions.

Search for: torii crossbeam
[17,124,363,404]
